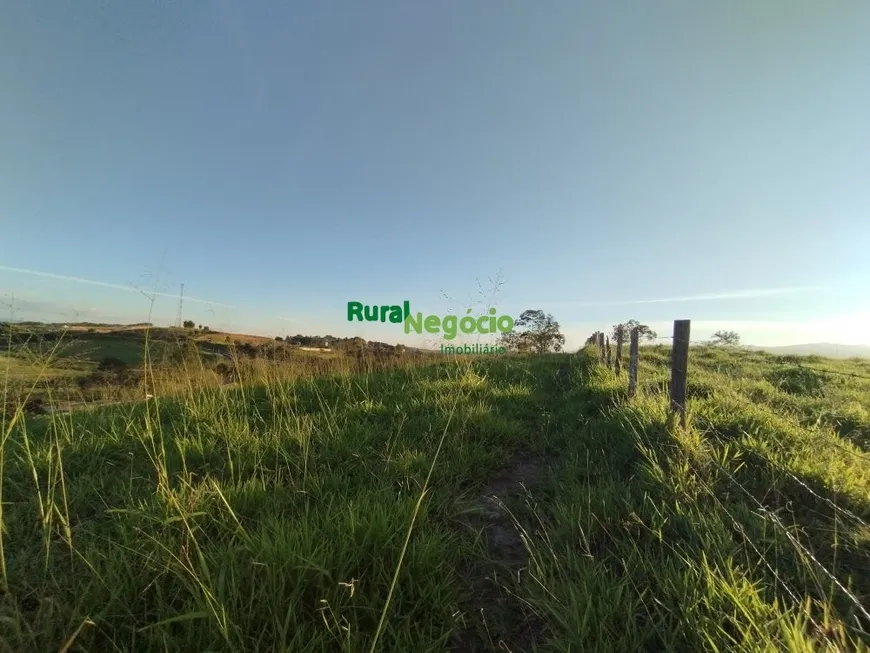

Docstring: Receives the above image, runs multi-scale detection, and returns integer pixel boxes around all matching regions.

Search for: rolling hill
[744,342,870,359]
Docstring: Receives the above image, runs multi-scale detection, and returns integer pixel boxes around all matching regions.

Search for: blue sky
[2,1,869,348]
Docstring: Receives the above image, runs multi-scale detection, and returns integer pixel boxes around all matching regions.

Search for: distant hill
[743,343,870,359]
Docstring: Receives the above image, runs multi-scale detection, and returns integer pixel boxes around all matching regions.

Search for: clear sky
[2,1,869,348]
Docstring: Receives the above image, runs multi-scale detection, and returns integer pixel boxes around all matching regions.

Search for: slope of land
[1,323,426,417]
[2,344,870,651]
[744,343,870,359]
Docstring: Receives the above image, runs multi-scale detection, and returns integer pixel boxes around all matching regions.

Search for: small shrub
[214,362,236,384]
[767,366,827,396]
[2,395,48,418]
[819,403,870,438]
[97,356,127,372]
[745,384,776,404]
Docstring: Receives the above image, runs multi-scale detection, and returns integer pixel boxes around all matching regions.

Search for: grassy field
[2,329,168,374]
[0,353,82,383]
[1,344,869,651]
[0,326,369,416]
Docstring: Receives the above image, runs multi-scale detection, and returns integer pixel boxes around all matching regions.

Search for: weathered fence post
[597,332,605,363]
[615,335,623,375]
[669,319,691,427]
[605,337,612,369]
[628,327,639,397]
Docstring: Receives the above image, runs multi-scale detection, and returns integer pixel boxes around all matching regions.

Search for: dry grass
[193,331,281,345]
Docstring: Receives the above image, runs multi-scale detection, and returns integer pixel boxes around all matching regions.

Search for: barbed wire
[617,365,870,465]
[707,391,870,464]
[688,411,870,629]
[591,330,870,627]
[691,411,870,518]
[627,406,870,635]
[651,336,709,345]
[585,342,870,465]
[585,333,870,382]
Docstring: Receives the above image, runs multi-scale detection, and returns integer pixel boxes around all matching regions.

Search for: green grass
[1,332,167,388]
[0,354,81,382]
[54,336,158,367]
[513,345,870,651]
[2,327,211,372]
[2,344,870,651]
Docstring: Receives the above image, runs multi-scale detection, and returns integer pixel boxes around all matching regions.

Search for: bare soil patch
[451,453,550,652]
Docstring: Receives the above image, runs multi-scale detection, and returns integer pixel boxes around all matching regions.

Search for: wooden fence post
[669,319,691,427]
[597,332,605,363]
[615,336,623,375]
[605,337,612,369]
[628,327,639,397]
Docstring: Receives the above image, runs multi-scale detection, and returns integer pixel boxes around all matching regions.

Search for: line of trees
[181,320,211,331]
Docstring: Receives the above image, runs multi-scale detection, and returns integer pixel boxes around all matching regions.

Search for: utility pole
[175,283,184,327]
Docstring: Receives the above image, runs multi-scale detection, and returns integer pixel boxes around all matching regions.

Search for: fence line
[690,410,870,630]
[585,319,870,427]
[583,323,870,633]
[640,335,870,381]
[587,320,695,424]
[689,386,870,465]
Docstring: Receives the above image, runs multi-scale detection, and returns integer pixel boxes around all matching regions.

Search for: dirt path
[451,453,550,652]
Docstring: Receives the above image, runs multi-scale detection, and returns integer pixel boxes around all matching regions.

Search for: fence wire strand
[584,330,870,465]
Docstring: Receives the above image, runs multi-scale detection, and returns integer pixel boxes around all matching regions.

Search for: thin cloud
[0,296,161,324]
[627,286,822,304]
[502,286,822,309]
[0,265,236,308]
